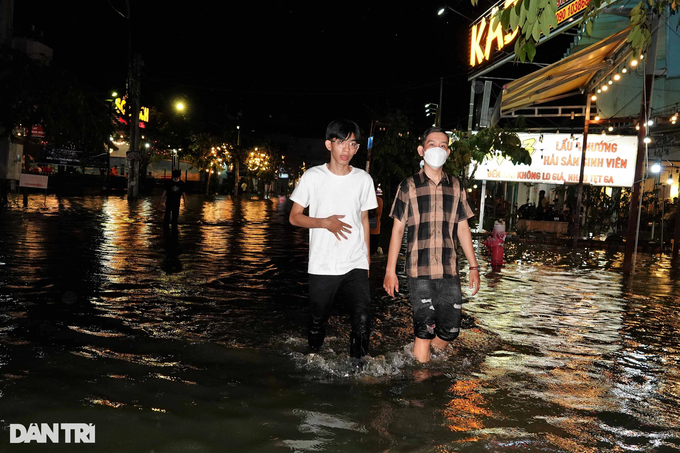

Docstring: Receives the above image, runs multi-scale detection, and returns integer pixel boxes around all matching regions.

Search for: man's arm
[457,219,480,296]
[182,192,187,207]
[289,202,353,241]
[383,217,406,297]
[159,191,167,207]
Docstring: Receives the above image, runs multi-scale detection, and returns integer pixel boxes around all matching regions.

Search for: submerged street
[1,194,679,452]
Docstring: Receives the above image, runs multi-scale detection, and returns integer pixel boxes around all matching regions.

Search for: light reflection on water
[0,194,679,452]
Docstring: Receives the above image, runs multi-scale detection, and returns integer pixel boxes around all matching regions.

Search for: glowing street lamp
[437,5,473,21]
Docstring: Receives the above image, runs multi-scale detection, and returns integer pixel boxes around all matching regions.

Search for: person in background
[369,184,384,255]
[159,169,187,231]
[536,190,548,220]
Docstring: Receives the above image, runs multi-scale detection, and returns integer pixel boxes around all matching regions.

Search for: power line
[106,0,127,18]
[142,71,471,97]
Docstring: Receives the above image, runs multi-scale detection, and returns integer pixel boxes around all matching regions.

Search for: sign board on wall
[114,97,150,129]
[471,133,638,187]
[40,147,108,168]
[19,174,48,189]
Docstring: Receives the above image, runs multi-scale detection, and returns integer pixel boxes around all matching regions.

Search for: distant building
[0,0,54,190]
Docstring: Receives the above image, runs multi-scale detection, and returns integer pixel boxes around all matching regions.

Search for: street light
[437,5,473,21]
[425,103,439,126]
[175,101,185,112]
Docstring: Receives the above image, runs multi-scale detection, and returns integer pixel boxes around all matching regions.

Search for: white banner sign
[19,174,49,189]
[471,133,638,187]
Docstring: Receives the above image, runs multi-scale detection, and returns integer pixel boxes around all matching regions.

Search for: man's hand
[469,270,481,296]
[323,215,352,240]
[383,272,399,297]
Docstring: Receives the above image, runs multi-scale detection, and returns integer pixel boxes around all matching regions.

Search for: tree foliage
[448,126,532,187]
[0,47,114,153]
[482,0,678,63]
[245,142,281,183]
[186,132,233,172]
[368,111,421,197]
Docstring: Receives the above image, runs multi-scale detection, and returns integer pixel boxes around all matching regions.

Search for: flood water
[1,194,680,452]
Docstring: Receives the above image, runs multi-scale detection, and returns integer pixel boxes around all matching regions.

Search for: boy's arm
[159,191,166,207]
[383,217,406,297]
[289,202,353,241]
[456,219,480,296]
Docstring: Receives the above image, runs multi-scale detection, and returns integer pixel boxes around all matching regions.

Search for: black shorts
[407,276,463,342]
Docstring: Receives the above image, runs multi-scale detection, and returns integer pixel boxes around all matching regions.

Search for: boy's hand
[323,215,352,240]
[383,272,399,297]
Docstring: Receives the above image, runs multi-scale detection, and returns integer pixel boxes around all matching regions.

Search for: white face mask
[423,147,448,169]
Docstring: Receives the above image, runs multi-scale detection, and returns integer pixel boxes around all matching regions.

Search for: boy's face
[325,133,360,167]
[417,131,451,160]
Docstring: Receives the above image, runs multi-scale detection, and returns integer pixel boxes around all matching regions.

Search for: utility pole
[437,77,443,127]
[365,120,392,175]
[1,0,16,206]
[365,120,375,174]
[623,12,660,273]
[673,195,680,258]
[127,53,141,201]
[0,0,13,46]
[234,124,241,196]
[123,0,141,201]
[468,79,476,132]
[573,96,592,248]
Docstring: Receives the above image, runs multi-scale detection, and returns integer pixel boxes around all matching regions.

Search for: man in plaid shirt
[383,127,481,363]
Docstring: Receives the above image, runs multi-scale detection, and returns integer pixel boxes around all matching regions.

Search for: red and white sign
[471,133,638,187]
[19,174,49,189]
[24,125,45,138]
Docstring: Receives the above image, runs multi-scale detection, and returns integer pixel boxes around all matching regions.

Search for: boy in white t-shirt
[289,119,378,358]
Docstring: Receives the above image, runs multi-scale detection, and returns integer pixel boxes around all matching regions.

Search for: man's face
[418,132,451,159]
[325,133,360,167]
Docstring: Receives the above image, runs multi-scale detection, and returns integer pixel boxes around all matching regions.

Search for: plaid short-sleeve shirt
[389,169,475,279]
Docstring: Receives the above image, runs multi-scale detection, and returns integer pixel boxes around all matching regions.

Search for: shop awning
[501,27,631,113]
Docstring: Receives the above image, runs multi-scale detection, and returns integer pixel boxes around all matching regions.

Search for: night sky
[14,1,498,138]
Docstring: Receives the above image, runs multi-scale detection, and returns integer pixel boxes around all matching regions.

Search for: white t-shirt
[290,164,378,275]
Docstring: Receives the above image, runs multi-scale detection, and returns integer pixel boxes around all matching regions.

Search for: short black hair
[172,169,181,178]
[421,126,449,146]
[326,119,361,142]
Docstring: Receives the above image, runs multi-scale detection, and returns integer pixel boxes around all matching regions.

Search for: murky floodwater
[1,194,679,452]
